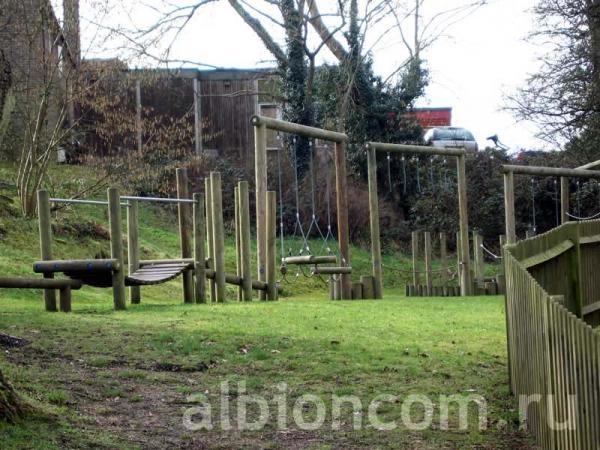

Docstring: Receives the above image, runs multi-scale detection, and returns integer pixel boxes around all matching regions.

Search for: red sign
[405,108,452,128]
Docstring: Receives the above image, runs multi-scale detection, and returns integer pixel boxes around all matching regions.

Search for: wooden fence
[504,220,600,449]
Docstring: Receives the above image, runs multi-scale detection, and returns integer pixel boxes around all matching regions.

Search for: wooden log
[332,278,341,300]
[205,177,216,302]
[239,181,253,302]
[254,122,268,300]
[474,232,484,285]
[361,275,375,299]
[37,190,56,312]
[210,172,226,302]
[193,193,206,303]
[439,232,448,285]
[59,286,72,313]
[503,164,600,178]
[0,277,82,289]
[352,282,363,300]
[412,231,420,287]
[504,172,517,244]
[108,187,126,310]
[407,285,415,297]
[367,142,466,157]
[329,277,335,300]
[139,258,195,267]
[561,177,569,224]
[266,191,278,301]
[251,115,347,143]
[127,199,141,304]
[311,266,353,275]
[457,154,472,295]
[282,255,337,265]
[334,141,352,299]
[234,186,242,301]
[205,270,268,291]
[424,232,433,293]
[177,168,194,304]
[34,259,119,273]
[484,281,497,295]
[367,146,383,299]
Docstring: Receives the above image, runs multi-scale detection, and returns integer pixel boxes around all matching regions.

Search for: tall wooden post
[411,231,420,288]
[193,78,203,155]
[204,178,216,302]
[210,172,226,302]
[135,79,142,153]
[334,141,352,299]
[504,171,516,244]
[266,191,278,301]
[37,190,56,311]
[234,186,242,301]
[456,231,462,287]
[177,168,194,304]
[424,231,432,295]
[367,146,383,299]
[193,193,206,303]
[239,181,253,301]
[474,232,484,286]
[108,187,126,310]
[456,155,472,295]
[439,232,448,285]
[254,123,268,300]
[127,200,141,304]
[561,177,570,224]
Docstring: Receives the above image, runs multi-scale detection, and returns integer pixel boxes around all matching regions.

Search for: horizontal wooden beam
[0,277,82,290]
[251,115,347,143]
[366,142,466,157]
[577,159,600,170]
[311,266,353,275]
[139,258,196,267]
[519,240,574,269]
[502,165,600,179]
[205,269,268,291]
[33,259,119,274]
[282,255,337,265]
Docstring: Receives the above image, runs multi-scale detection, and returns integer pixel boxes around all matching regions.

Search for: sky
[75,0,546,152]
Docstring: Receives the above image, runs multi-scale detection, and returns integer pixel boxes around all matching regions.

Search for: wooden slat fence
[504,220,600,449]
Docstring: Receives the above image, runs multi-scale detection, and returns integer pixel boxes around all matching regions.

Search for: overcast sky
[76,0,546,152]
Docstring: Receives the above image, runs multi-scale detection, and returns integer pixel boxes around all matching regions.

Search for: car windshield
[434,129,474,141]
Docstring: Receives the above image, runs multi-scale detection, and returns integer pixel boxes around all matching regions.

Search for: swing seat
[282,255,337,266]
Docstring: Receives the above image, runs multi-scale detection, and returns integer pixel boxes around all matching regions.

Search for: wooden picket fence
[504,220,600,449]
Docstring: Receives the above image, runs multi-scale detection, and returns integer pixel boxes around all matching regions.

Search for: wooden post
[37,190,56,312]
[193,78,203,155]
[457,154,472,295]
[205,178,216,302]
[439,232,448,285]
[266,190,277,301]
[474,232,484,286]
[193,193,206,303]
[127,200,141,304]
[234,186,242,301]
[108,187,126,310]
[135,79,142,153]
[424,232,433,295]
[361,275,375,300]
[239,181,253,302]
[334,141,352,299]
[411,231,420,287]
[367,146,383,298]
[561,177,570,224]
[210,172,226,302]
[504,171,516,244]
[59,287,71,313]
[177,168,194,304]
[254,123,268,300]
[456,231,462,285]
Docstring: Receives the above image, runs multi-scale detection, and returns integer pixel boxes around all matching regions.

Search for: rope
[566,211,600,221]
[481,243,502,260]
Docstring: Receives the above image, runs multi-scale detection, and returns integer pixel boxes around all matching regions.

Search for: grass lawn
[0,163,530,448]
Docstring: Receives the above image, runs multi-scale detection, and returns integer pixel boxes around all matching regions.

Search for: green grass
[0,163,529,448]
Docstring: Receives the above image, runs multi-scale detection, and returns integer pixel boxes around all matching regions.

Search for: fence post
[37,190,56,312]
[457,154,472,295]
[205,178,216,302]
[254,123,268,300]
[412,231,420,289]
[210,172,226,302]
[193,193,206,303]
[424,231,432,295]
[234,185,242,301]
[108,187,126,310]
[239,181,253,301]
[266,191,278,301]
[127,199,141,304]
[177,168,194,304]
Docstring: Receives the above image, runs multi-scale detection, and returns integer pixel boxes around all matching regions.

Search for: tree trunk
[0,366,26,423]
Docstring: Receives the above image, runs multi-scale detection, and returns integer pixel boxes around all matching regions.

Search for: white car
[423,127,478,152]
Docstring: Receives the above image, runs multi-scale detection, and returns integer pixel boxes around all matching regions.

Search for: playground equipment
[252,115,359,300]
[31,169,277,312]
[366,142,473,297]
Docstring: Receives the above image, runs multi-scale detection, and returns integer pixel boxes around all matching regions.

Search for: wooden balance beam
[0,277,82,312]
